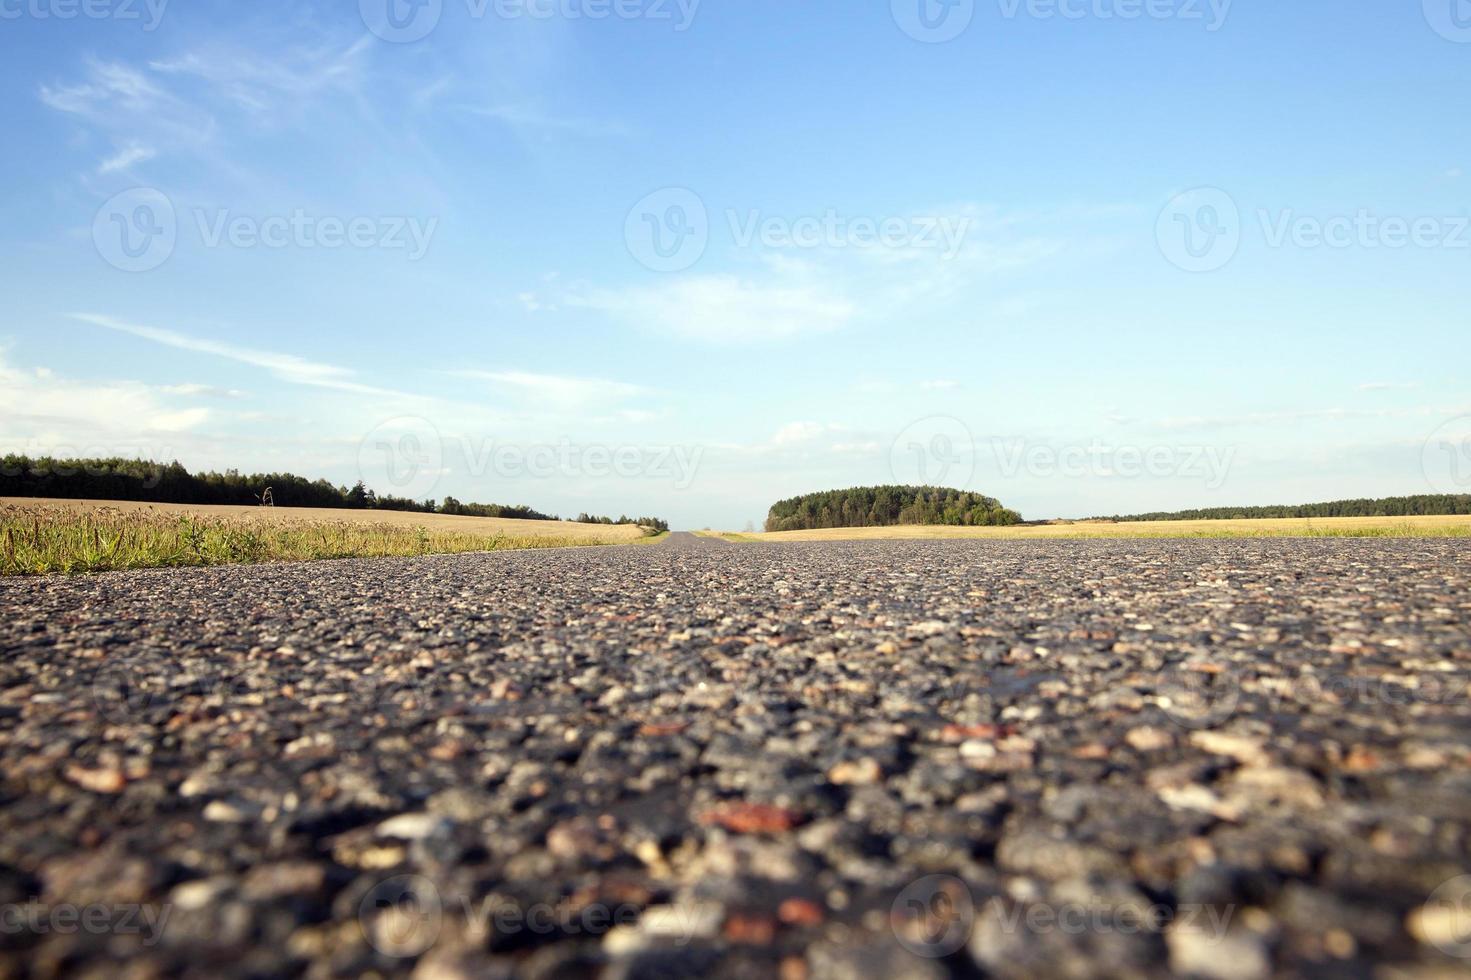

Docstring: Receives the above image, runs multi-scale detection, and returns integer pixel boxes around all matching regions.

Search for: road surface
[2,534,1469,977]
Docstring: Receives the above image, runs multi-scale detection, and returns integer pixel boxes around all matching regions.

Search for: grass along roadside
[712,514,1471,543]
[0,502,656,576]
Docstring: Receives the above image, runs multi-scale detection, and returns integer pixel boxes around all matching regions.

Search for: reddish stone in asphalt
[700,802,804,834]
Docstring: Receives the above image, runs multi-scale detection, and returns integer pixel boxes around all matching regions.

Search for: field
[705,513,1471,542]
[0,497,653,576]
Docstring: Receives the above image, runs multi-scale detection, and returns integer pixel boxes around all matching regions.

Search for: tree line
[1099,494,1471,522]
[576,513,671,533]
[0,455,666,529]
[765,485,1023,532]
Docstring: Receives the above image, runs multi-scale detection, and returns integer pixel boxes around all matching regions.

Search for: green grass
[0,505,622,576]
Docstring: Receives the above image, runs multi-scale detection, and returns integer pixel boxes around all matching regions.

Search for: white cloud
[571,275,857,343]
[448,369,648,410]
[70,313,398,396]
[1359,381,1420,392]
[464,104,630,137]
[159,383,246,399]
[97,141,156,174]
[0,351,213,441]
[920,379,959,391]
[772,421,827,445]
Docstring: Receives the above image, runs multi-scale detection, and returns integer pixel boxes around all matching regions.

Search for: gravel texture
[1,533,1469,978]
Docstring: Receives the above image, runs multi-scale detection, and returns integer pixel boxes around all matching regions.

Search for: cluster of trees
[765,485,1022,532]
[576,513,671,532]
[440,497,554,521]
[1102,494,1471,522]
[0,455,667,529]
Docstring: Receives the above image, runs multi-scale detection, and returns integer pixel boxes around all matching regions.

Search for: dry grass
[712,515,1471,543]
[0,497,651,576]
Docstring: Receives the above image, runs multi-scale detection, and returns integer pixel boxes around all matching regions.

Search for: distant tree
[765,486,1022,532]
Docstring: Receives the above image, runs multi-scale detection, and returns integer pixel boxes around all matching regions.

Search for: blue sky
[3,0,1470,528]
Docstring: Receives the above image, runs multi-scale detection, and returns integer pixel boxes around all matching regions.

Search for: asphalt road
[2,535,1470,978]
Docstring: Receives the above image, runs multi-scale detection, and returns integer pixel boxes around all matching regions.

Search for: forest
[1100,494,1471,522]
[0,455,666,529]
[765,485,1023,532]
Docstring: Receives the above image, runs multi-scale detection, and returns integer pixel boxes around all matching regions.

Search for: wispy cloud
[448,369,648,410]
[70,313,398,396]
[463,104,630,138]
[0,351,212,438]
[571,275,857,343]
[1359,381,1420,392]
[97,141,156,174]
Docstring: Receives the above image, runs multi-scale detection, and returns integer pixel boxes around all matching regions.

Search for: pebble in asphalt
[1,533,1470,978]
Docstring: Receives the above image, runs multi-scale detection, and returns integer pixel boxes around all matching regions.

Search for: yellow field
[0,497,648,544]
[710,514,1471,542]
[0,497,655,575]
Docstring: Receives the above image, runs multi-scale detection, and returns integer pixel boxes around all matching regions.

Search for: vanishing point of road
[2,533,1469,977]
